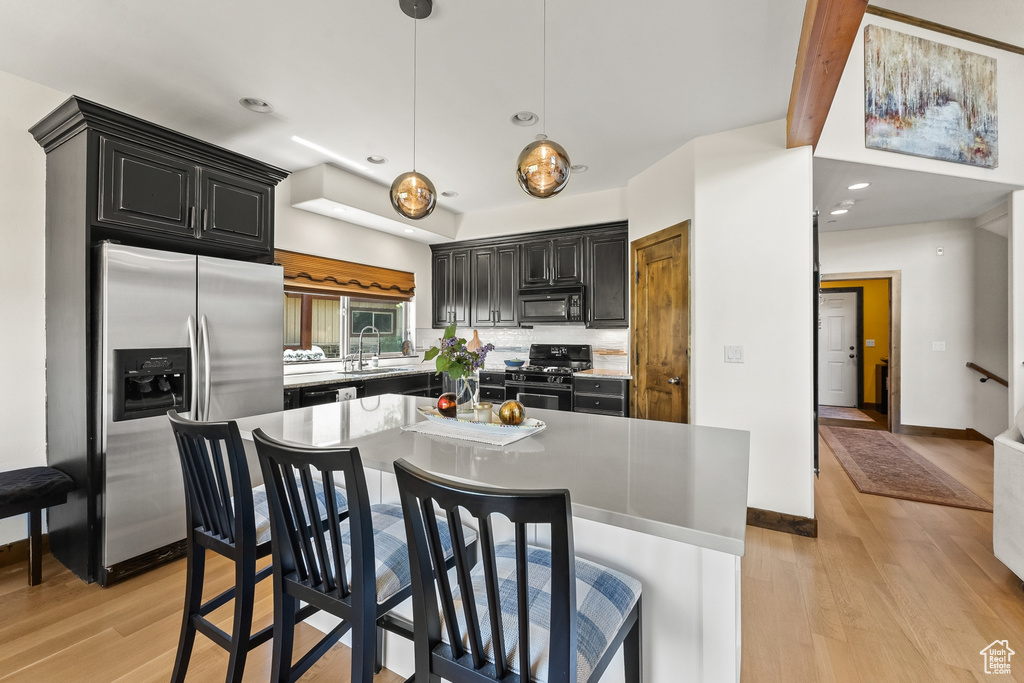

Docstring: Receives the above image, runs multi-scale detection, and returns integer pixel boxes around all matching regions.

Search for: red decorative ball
[437,392,458,418]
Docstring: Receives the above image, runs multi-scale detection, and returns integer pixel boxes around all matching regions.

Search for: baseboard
[899,424,993,443]
[0,535,50,569]
[747,507,818,538]
[966,428,994,445]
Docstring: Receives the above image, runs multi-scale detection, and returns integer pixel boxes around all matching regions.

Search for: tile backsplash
[415,325,629,372]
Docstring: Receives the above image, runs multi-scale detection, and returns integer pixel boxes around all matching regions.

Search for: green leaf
[424,347,439,361]
[436,356,451,373]
[447,364,464,380]
[443,323,456,339]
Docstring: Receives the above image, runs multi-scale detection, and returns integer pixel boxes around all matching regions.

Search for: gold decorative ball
[498,400,526,426]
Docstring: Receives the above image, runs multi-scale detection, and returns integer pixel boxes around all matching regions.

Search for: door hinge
[635,350,639,366]
[635,267,640,284]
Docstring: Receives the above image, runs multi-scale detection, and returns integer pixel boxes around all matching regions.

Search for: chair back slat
[395,458,577,683]
[252,428,374,610]
[168,410,255,548]
[478,519,508,679]
[446,506,485,668]
[515,523,530,681]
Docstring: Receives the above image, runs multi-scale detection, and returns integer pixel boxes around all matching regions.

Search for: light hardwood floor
[742,432,1020,682]
[0,432,1016,682]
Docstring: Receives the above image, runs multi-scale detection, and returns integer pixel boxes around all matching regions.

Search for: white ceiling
[0,0,805,216]
[814,0,1024,233]
[814,158,1019,232]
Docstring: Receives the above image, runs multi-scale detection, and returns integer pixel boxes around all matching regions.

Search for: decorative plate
[417,406,545,433]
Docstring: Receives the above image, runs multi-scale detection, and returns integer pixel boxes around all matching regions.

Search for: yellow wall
[821,279,890,406]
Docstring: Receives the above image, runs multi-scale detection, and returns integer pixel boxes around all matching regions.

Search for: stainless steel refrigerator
[94,242,282,584]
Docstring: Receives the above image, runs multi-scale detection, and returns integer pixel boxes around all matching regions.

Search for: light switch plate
[725,345,744,363]
[866,339,875,347]
[932,341,946,351]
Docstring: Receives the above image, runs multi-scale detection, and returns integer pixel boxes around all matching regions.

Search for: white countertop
[235,394,749,555]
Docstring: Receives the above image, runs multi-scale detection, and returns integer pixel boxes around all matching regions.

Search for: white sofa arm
[994,424,1024,582]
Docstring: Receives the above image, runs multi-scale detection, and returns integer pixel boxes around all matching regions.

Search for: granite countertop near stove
[284,362,438,389]
[575,369,632,380]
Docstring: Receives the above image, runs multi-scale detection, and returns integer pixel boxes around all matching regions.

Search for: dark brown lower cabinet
[573,377,629,417]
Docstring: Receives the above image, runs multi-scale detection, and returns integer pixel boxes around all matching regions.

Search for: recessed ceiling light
[441,191,459,198]
[239,97,274,113]
[570,164,588,173]
[830,209,848,215]
[367,155,388,164]
[511,111,538,127]
[847,182,870,190]
[827,220,837,224]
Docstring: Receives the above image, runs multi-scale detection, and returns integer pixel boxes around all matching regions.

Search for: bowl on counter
[504,359,526,368]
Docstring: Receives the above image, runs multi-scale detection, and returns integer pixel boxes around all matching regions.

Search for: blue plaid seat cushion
[245,478,348,546]
[328,503,477,605]
[446,542,641,683]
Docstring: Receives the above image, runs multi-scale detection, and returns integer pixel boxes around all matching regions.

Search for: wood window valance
[275,249,415,302]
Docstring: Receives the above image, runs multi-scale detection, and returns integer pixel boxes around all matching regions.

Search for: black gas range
[481,344,593,412]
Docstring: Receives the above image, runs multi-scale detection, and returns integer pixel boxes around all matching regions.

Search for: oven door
[505,380,573,411]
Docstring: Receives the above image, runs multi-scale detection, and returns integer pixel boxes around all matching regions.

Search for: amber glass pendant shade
[516,138,571,198]
[390,170,437,219]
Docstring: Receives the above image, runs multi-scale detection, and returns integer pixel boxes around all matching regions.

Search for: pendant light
[516,0,571,199]
[390,0,437,220]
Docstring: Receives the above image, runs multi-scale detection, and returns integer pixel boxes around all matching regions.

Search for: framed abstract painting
[864,25,998,168]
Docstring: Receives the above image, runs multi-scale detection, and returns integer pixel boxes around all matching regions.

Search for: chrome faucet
[357,326,381,369]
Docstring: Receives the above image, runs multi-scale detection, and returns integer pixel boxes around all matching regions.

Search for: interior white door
[818,291,858,407]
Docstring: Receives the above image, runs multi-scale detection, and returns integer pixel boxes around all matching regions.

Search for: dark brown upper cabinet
[432,249,471,328]
[429,221,627,329]
[520,236,584,288]
[33,96,286,262]
[470,245,518,327]
[585,229,629,328]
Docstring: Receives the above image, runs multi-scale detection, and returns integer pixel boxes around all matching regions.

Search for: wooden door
[631,222,689,423]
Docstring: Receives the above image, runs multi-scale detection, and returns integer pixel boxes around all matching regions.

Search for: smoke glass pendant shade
[516,137,571,198]
[390,170,437,219]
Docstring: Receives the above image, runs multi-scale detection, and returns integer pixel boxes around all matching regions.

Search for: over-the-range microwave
[518,286,585,324]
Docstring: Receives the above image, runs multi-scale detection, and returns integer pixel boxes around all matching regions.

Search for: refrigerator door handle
[187,315,199,416]
[200,314,212,420]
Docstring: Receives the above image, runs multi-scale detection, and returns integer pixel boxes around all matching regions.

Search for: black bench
[0,467,75,585]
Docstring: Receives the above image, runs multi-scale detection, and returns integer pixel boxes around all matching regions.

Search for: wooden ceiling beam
[787,0,868,149]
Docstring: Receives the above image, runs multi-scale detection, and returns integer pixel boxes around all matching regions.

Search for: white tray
[416,406,546,433]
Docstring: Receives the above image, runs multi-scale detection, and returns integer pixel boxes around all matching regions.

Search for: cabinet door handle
[202,208,209,232]
[187,206,195,231]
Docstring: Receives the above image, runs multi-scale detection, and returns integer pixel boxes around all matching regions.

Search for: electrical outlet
[725,345,744,363]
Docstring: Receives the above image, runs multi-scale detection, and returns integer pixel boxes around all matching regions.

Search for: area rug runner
[820,426,992,512]
[819,405,874,422]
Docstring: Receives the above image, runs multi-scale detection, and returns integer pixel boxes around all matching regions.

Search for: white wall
[820,220,977,430]
[628,119,816,520]
[691,121,815,519]
[274,185,434,330]
[1010,191,1024,420]
[974,227,1010,439]
[0,71,70,543]
[454,186,627,241]
[816,14,1024,186]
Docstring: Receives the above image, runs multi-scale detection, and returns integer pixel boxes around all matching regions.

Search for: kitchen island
[235,394,749,682]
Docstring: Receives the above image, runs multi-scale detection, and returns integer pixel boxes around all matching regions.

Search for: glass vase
[442,373,477,416]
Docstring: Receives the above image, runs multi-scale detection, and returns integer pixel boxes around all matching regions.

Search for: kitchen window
[276,249,416,361]
[284,292,411,359]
